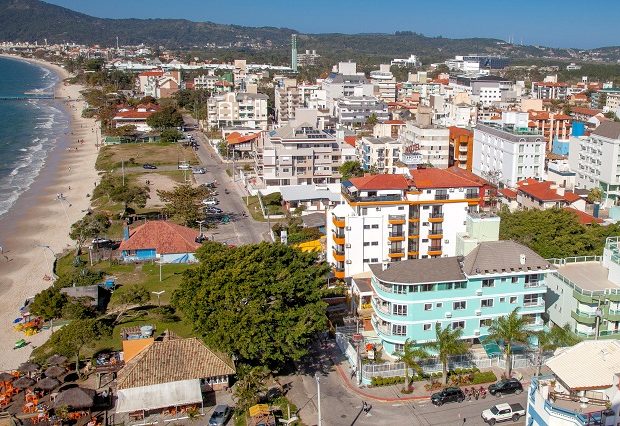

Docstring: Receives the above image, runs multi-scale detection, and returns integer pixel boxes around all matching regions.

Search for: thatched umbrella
[35,377,60,392]
[46,355,68,366]
[17,362,39,375]
[44,366,66,379]
[13,377,34,389]
[0,372,15,383]
[54,387,95,409]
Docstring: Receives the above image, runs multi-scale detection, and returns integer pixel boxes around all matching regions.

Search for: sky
[45,0,619,49]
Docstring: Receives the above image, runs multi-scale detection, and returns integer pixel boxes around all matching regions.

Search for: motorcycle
[472,387,479,400]
[479,386,487,399]
[464,387,472,401]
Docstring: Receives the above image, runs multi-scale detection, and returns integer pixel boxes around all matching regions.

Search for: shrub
[371,376,405,387]
[472,371,497,385]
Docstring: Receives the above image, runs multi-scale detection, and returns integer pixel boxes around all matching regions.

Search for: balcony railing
[371,297,390,315]
[430,212,444,219]
[434,194,449,200]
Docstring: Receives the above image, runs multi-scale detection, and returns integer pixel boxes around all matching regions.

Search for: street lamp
[595,305,603,340]
[314,372,322,426]
[36,244,55,281]
[152,290,165,307]
[196,220,206,237]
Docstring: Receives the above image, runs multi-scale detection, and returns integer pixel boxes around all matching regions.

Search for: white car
[202,198,218,206]
[481,403,525,425]
[192,167,206,174]
[178,163,191,170]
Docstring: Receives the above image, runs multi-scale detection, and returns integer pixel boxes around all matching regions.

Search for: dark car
[431,387,465,406]
[206,207,223,214]
[488,378,523,396]
[142,163,157,169]
[208,404,231,426]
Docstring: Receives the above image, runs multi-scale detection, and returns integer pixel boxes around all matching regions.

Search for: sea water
[0,56,69,217]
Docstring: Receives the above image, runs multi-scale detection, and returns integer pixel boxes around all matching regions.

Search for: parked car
[92,237,111,245]
[142,163,157,170]
[208,405,231,426]
[206,207,223,214]
[481,403,525,425]
[488,378,523,396]
[178,163,191,170]
[202,198,219,206]
[192,167,206,174]
[430,387,465,406]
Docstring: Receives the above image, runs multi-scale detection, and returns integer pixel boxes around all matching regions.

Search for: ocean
[0,57,69,217]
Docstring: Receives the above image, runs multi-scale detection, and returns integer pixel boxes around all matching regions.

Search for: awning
[116,379,202,413]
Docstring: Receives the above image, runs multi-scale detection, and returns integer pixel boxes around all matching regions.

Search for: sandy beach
[0,54,100,370]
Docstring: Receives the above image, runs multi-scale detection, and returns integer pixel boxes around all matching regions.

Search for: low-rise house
[279,184,341,213]
[226,131,260,158]
[526,340,620,426]
[119,221,201,263]
[116,336,235,416]
[112,104,160,133]
[516,179,584,211]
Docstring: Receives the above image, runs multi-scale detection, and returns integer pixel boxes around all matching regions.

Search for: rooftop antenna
[116,36,119,50]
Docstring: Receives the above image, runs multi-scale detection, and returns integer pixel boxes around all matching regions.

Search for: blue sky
[46,0,619,49]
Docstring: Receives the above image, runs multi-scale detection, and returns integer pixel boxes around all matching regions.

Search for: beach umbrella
[13,377,34,389]
[0,372,14,383]
[35,377,60,392]
[44,366,65,379]
[46,355,68,366]
[54,387,95,409]
[17,362,39,374]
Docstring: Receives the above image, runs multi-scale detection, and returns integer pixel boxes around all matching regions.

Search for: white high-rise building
[370,64,397,102]
[399,108,450,169]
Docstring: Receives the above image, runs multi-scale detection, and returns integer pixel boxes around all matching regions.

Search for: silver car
[208,405,231,426]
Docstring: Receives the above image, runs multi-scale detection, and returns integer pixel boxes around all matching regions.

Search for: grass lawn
[245,196,284,222]
[96,143,199,171]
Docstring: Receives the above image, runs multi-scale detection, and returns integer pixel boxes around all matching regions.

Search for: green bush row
[471,371,498,385]
[448,367,480,376]
[371,376,405,387]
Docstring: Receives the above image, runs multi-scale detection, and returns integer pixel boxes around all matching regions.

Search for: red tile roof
[226,132,260,145]
[499,188,517,199]
[563,191,582,203]
[409,168,484,189]
[348,174,409,190]
[517,180,580,203]
[564,208,603,225]
[119,221,201,255]
[448,126,473,138]
[534,82,568,87]
[344,136,357,147]
[571,107,602,117]
[113,110,156,120]
[138,70,164,77]
[384,120,405,125]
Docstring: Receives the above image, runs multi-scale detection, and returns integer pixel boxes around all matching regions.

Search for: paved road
[182,115,269,245]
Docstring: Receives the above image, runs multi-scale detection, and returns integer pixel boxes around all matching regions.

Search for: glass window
[371,242,379,246]
[454,282,467,289]
[436,302,443,308]
[511,276,519,284]
[524,294,539,305]
[393,343,404,352]
[392,324,407,336]
[371,224,379,229]
[363,242,370,246]
[481,299,494,308]
[393,304,408,316]
[479,318,492,327]
[424,303,432,311]
[419,284,435,292]
[509,296,518,304]
[393,285,407,294]
[371,258,378,262]
[363,225,370,229]
[452,321,465,330]
[423,323,432,331]
[482,279,495,288]
[453,301,466,310]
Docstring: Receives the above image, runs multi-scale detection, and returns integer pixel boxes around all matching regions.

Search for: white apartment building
[605,92,620,114]
[326,169,490,278]
[274,79,300,125]
[473,112,546,187]
[569,122,620,206]
[357,136,403,174]
[333,96,389,128]
[399,110,450,168]
[322,62,374,109]
[206,92,268,130]
[370,64,397,102]
[253,120,355,191]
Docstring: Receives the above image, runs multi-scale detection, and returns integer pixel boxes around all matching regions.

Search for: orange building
[448,126,473,171]
[527,111,572,150]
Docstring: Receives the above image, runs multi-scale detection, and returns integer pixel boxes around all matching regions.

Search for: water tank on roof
[140,325,154,338]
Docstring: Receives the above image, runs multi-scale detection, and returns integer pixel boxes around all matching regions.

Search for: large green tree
[392,339,429,388]
[487,308,528,377]
[424,324,469,385]
[339,160,364,180]
[29,287,68,321]
[95,174,150,214]
[532,324,580,376]
[109,285,151,324]
[69,213,111,248]
[146,106,184,130]
[173,242,330,369]
[157,183,210,227]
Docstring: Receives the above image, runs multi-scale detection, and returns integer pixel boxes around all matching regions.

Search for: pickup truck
[481,403,525,425]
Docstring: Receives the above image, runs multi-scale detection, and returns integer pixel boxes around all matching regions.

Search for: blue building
[368,240,552,354]
[119,220,201,263]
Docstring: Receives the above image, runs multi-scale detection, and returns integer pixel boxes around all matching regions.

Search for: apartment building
[274,79,300,125]
[368,240,549,354]
[322,62,374,109]
[604,92,620,114]
[569,122,620,206]
[326,169,491,278]
[253,122,355,190]
[449,75,515,106]
[333,96,389,128]
[473,112,546,188]
[400,110,450,168]
[449,126,473,171]
[357,136,402,174]
[370,64,397,102]
[206,92,268,130]
[528,111,572,150]
[531,81,568,100]
[515,179,584,211]
[546,236,620,340]
[138,69,182,99]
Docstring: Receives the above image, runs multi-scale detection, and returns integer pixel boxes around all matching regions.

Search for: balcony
[407,251,419,257]
[371,315,392,336]
[388,233,405,242]
[388,215,406,225]
[466,191,479,199]
[332,232,345,245]
[571,309,598,325]
[332,216,345,228]
[428,247,442,256]
[371,297,390,315]
[388,251,405,258]
[434,194,449,201]
[408,217,420,223]
[334,267,345,279]
[429,213,444,223]
[343,192,403,203]
[332,249,345,262]
[606,309,620,322]
[428,232,443,239]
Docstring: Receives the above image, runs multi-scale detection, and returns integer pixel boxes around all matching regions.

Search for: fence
[335,332,358,370]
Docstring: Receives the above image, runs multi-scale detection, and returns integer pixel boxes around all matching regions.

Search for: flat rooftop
[555,261,620,291]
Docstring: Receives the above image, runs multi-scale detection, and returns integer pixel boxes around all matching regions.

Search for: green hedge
[449,367,480,376]
[471,371,497,385]
[371,376,405,387]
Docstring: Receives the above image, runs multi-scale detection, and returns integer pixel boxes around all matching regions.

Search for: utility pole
[122,159,125,186]
[315,372,322,426]
[152,290,165,306]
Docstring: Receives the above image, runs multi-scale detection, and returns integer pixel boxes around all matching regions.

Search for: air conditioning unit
[445,312,452,318]
[345,243,351,248]
[449,188,455,193]
[346,226,351,231]
[474,329,481,336]
[444,239,450,244]
[476,289,483,296]
[475,310,481,316]
[345,260,352,264]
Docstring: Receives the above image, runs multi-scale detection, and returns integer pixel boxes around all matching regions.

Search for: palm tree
[532,324,580,376]
[424,323,469,385]
[393,339,429,388]
[487,308,528,378]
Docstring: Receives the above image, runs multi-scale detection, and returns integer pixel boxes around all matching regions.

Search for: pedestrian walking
[351,369,356,380]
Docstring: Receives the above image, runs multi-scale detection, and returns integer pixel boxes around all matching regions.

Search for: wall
[544,273,578,330]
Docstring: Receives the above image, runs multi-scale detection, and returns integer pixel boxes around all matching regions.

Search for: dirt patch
[136,173,180,208]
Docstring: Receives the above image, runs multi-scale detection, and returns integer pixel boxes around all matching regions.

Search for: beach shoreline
[0,54,101,370]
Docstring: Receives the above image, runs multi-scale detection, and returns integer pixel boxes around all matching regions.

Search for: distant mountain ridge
[0,0,618,62]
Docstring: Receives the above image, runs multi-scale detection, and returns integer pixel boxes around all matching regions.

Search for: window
[452,321,465,330]
[509,296,518,304]
[524,294,539,306]
[511,276,519,284]
[453,301,466,310]
[419,284,435,292]
[371,258,379,263]
[393,304,408,316]
[482,279,495,288]
[392,324,407,336]
[363,242,370,246]
[398,206,404,210]
[499,297,505,303]
[393,284,407,294]
[361,208,368,215]
[393,343,404,352]
[363,225,370,230]
[436,302,443,308]
[481,299,494,308]
[454,282,467,289]
[423,323,432,331]
[363,258,369,263]
[479,318,492,327]
[371,241,379,246]
[371,224,379,229]
[424,303,432,311]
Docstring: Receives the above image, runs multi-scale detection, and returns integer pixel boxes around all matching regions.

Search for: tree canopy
[173,242,330,369]
[339,160,364,180]
[29,287,68,321]
[146,106,184,130]
[499,208,620,258]
[69,213,111,248]
[94,174,150,214]
[157,183,210,227]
